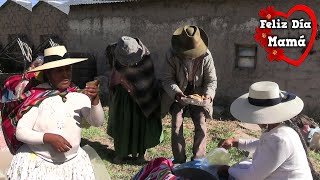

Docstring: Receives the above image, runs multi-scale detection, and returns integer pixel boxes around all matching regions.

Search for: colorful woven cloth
[0,73,37,102]
[0,73,79,154]
[132,157,182,180]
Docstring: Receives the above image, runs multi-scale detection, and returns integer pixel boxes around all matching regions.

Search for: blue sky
[31,0,38,6]
[0,0,39,7]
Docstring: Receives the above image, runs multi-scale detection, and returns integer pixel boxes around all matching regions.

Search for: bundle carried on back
[0,72,42,154]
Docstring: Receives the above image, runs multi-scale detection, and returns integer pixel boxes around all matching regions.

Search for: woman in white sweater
[7,46,104,180]
[218,81,316,180]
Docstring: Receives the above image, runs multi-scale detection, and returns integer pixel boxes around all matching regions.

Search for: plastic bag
[201,148,230,167]
[82,145,111,180]
[180,97,211,107]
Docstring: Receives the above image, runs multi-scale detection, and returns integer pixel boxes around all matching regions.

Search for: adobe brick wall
[0,1,31,46]
[31,2,69,47]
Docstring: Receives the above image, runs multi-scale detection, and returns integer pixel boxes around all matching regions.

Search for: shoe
[136,157,147,164]
[172,159,186,164]
[113,156,123,164]
[191,156,204,162]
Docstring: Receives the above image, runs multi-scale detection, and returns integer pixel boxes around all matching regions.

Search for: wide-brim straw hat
[114,36,144,66]
[230,81,304,124]
[28,45,87,72]
[171,25,208,59]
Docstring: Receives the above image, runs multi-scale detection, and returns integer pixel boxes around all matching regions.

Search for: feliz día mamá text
[260,18,311,47]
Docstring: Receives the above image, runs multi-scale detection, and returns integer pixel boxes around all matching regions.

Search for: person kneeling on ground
[218,81,318,180]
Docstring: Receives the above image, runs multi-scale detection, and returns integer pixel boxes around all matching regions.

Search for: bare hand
[218,138,239,149]
[109,69,121,89]
[204,95,212,101]
[175,92,187,105]
[120,78,134,95]
[43,133,72,153]
[82,80,100,105]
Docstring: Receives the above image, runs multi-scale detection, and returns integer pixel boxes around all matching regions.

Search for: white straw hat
[230,81,304,124]
[28,45,87,72]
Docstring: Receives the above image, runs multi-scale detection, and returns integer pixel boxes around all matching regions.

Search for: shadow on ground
[80,138,149,166]
[81,138,114,162]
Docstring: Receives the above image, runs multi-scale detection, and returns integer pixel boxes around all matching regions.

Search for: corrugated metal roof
[69,0,132,5]
[14,0,32,11]
[33,0,134,14]
[35,0,70,14]
[0,0,32,11]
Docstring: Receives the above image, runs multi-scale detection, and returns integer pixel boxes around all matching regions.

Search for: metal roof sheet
[35,0,69,14]
[32,0,133,14]
[0,0,32,11]
[69,0,131,5]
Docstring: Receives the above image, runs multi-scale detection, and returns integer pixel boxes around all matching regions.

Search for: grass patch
[82,126,105,139]
[309,150,320,170]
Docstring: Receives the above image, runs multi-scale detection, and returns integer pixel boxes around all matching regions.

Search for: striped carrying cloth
[114,55,161,118]
[132,157,181,180]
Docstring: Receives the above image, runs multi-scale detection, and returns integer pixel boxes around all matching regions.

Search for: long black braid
[285,116,320,180]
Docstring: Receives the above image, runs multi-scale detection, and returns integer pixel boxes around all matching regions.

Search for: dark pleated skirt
[107,85,162,157]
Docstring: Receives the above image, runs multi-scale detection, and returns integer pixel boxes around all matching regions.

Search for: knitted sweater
[15,84,104,163]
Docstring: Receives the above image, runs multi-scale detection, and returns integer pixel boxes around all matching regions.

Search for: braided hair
[292,114,319,129]
[105,43,117,68]
[285,115,320,180]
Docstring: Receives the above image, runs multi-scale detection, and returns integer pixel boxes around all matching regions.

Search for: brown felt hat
[171,25,208,59]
